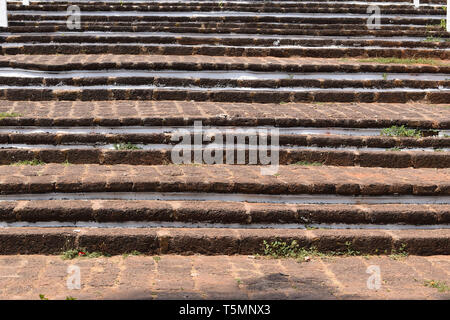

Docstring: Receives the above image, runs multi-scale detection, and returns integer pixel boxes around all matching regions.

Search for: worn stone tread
[1,101,449,128]
[0,200,449,225]
[1,55,449,72]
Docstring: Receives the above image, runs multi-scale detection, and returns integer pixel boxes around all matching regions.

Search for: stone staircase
[0,0,449,256]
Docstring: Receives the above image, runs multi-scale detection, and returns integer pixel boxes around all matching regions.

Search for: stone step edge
[3,59,450,74]
[0,163,449,196]
[0,227,448,255]
[3,133,450,148]
[3,46,448,60]
[1,101,449,129]
[1,200,449,225]
[1,116,448,129]
[1,148,449,168]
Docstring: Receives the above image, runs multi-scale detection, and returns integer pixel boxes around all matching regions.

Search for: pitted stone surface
[0,254,448,300]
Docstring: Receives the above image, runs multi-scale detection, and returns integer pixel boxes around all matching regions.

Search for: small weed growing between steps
[262,240,327,261]
[292,161,323,166]
[386,147,403,152]
[0,112,21,119]
[389,243,409,260]
[12,159,46,166]
[423,36,445,42]
[66,296,77,300]
[381,125,421,138]
[262,240,362,262]
[424,280,449,292]
[153,256,161,263]
[113,142,142,150]
[61,248,110,260]
[382,73,388,80]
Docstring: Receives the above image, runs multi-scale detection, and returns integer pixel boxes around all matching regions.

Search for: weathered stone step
[1,101,448,129]
[2,131,449,148]
[6,13,444,27]
[4,34,450,49]
[2,74,448,89]
[3,44,447,59]
[2,87,448,103]
[0,227,448,255]
[0,164,448,196]
[1,200,449,225]
[1,148,449,168]
[4,25,449,38]
[7,22,446,34]
[4,1,442,15]
[5,3,446,15]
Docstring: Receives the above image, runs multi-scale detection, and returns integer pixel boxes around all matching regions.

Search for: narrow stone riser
[1,114,447,130]
[6,24,447,35]
[1,89,448,103]
[3,46,448,59]
[2,77,449,89]
[0,227,448,256]
[4,35,450,49]
[3,61,449,74]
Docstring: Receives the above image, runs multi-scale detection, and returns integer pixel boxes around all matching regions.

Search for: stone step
[3,34,450,49]
[1,101,448,128]
[2,87,448,103]
[5,23,447,35]
[0,164,448,196]
[3,43,448,59]
[1,200,449,225]
[2,148,450,168]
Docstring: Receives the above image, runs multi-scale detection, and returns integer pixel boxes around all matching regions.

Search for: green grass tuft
[389,243,409,260]
[261,240,361,262]
[122,250,143,258]
[12,159,46,166]
[0,112,21,119]
[381,125,421,138]
[113,142,142,150]
[356,58,450,66]
[61,248,110,260]
[292,161,323,166]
